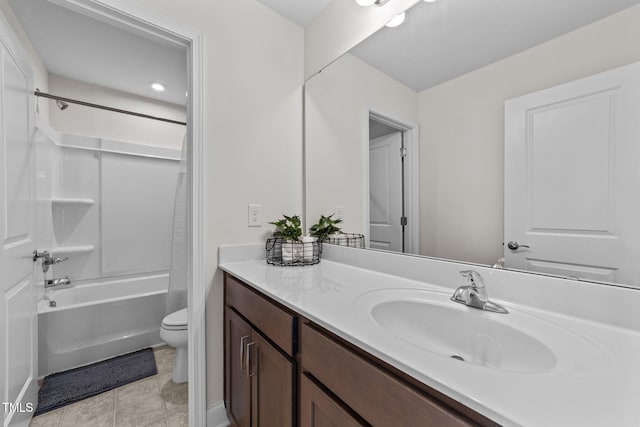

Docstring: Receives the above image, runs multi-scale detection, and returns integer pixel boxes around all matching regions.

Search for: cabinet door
[250,330,294,427]
[225,308,252,427]
[300,373,365,427]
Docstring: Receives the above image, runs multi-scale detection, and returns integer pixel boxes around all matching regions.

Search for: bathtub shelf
[51,198,95,207]
[51,245,95,257]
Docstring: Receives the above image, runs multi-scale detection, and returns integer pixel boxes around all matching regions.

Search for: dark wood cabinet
[300,373,365,427]
[225,307,252,427]
[251,331,293,426]
[301,322,488,427]
[224,272,497,427]
[224,274,296,427]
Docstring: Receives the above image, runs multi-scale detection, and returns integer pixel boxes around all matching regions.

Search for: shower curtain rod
[33,89,187,126]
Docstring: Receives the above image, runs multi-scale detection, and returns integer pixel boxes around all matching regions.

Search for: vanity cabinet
[301,322,491,426]
[300,372,365,427]
[224,274,296,427]
[224,273,496,427]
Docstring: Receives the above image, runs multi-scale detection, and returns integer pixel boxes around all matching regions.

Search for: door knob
[507,241,530,250]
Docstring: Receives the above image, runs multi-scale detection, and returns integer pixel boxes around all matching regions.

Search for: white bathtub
[38,274,168,377]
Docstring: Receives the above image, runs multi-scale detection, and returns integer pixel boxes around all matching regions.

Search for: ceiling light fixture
[385,11,405,27]
[150,82,165,92]
[424,0,438,2]
[356,0,390,6]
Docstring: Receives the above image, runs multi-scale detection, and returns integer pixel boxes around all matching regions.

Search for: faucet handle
[459,270,488,303]
[44,256,68,265]
[459,270,485,288]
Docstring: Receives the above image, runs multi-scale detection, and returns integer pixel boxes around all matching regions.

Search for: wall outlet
[248,204,262,227]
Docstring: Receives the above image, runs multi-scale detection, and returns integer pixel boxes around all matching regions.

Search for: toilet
[160,308,188,383]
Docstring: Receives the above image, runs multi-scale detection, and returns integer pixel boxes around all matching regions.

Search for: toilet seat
[160,308,189,383]
[162,308,188,330]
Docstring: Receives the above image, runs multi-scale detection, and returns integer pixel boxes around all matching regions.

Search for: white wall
[418,4,640,265]
[126,0,304,409]
[306,53,418,234]
[48,75,186,149]
[305,0,419,80]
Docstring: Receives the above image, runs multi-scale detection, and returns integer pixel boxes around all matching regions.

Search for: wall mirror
[304,0,640,288]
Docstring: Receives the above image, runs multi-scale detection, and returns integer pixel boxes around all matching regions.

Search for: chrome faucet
[451,270,508,314]
[33,250,69,273]
[42,296,57,307]
[45,276,71,289]
[492,257,505,269]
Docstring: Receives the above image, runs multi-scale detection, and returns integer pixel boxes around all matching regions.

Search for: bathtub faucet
[42,296,56,307]
[45,276,71,288]
[33,250,69,273]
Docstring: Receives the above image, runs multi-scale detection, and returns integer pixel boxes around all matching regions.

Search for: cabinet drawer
[301,323,478,427]
[225,273,296,356]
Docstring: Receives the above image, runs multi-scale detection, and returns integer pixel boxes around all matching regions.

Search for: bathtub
[38,273,168,377]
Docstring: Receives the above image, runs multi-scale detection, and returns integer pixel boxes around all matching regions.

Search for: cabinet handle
[247,342,257,378]
[240,335,249,370]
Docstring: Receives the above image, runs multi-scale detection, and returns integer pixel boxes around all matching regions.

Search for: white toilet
[160,308,188,383]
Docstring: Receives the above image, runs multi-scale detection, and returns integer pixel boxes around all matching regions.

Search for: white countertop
[219,244,640,426]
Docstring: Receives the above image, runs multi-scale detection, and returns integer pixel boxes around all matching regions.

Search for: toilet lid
[163,308,188,328]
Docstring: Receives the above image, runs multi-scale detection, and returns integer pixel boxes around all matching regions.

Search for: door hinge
[400,216,408,226]
[400,147,407,158]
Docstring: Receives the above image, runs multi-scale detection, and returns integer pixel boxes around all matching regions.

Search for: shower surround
[35,123,180,376]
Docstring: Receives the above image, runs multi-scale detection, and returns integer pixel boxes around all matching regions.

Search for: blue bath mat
[34,348,157,416]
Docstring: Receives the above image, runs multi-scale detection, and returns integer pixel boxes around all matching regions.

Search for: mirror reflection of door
[369,118,406,252]
[505,61,640,284]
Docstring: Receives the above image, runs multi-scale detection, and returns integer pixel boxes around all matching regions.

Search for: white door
[0,22,38,427]
[369,132,403,252]
[505,61,640,285]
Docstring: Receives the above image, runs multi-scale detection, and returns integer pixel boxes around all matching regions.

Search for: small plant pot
[281,240,297,263]
[300,236,318,262]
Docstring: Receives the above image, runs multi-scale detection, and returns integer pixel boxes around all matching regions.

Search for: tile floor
[29,346,188,427]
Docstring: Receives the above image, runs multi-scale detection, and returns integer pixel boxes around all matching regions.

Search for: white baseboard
[207,401,230,427]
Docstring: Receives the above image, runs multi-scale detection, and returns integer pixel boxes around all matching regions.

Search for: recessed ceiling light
[385,11,405,28]
[355,0,376,5]
[424,0,438,3]
[150,82,165,92]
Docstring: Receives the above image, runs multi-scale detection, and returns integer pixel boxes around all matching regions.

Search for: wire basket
[322,233,365,249]
[266,238,321,266]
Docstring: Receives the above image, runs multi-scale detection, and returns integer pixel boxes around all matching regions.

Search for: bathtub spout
[42,296,57,307]
[45,276,71,288]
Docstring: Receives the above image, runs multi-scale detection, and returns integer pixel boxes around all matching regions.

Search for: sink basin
[355,289,605,374]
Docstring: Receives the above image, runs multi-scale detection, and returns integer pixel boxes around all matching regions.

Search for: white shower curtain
[165,135,188,317]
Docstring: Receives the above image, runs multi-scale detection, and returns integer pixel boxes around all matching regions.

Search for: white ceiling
[9,0,639,106]
[9,0,187,106]
[256,0,330,27]
[256,0,640,91]
[350,0,640,91]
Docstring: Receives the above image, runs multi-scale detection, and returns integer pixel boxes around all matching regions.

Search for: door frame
[44,0,206,424]
[362,106,419,254]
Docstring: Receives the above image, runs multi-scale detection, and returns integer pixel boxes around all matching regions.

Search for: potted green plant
[309,214,343,241]
[270,214,302,241]
[270,214,304,263]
